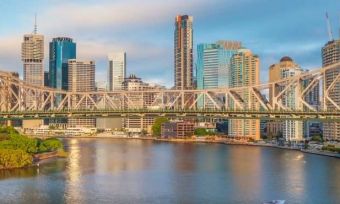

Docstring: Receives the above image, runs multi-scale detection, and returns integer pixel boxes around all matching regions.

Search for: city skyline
[0,0,340,87]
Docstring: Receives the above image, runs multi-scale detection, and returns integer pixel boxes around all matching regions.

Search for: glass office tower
[49,37,76,90]
[196,41,241,108]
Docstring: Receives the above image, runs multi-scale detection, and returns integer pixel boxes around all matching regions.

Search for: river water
[0,138,340,204]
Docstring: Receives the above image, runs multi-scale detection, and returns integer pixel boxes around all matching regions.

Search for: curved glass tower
[49,37,76,90]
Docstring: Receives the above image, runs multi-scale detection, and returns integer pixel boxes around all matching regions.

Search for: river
[0,138,340,204]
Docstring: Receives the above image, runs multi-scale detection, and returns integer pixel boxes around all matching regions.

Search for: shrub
[0,149,32,169]
[194,128,208,136]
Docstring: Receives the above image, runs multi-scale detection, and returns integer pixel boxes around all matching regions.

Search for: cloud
[38,0,221,34]
[0,0,339,87]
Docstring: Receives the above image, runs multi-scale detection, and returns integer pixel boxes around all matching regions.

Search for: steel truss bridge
[1,62,340,121]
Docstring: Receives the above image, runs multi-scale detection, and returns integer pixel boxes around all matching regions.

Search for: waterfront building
[174,15,193,90]
[322,39,340,140]
[122,74,165,133]
[161,121,194,138]
[196,41,241,108]
[269,57,304,141]
[108,52,126,91]
[302,72,321,138]
[228,49,260,140]
[49,37,76,90]
[95,81,123,130]
[266,121,282,139]
[68,60,96,128]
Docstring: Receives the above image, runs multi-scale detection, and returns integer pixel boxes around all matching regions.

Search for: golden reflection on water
[228,146,262,197]
[65,138,82,203]
[281,152,306,198]
[95,139,152,174]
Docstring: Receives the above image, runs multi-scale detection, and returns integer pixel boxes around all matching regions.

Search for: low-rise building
[161,121,194,138]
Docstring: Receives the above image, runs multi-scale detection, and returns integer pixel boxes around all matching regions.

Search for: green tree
[40,138,63,152]
[0,149,32,169]
[152,117,169,137]
[311,135,323,142]
[194,128,208,136]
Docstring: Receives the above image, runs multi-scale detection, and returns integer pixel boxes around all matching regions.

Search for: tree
[152,117,169,137]
[194,128,208,136]
[0,149,32,169]
[311,135,323,143]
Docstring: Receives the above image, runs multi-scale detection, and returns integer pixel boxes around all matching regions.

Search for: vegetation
[0,149,32,169]
[0,126,64,169]
[194,128,214,136]
[152,117,169,137]
[194,128,208,136]
[322,145,340,153]
[311,135,323,143]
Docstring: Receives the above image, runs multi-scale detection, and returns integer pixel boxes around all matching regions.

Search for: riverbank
[49,134,340,159]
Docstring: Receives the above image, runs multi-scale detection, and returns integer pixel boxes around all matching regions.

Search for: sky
[0,0,339,88]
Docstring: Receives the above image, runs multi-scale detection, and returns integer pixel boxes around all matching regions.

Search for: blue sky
[0,0,339,87]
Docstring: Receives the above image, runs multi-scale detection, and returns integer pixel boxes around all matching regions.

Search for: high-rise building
[174,15,193,90]
[108,52,126,91]
[322,39,340,140]
[22,31,44,86]
[49,37,76,90]
[21,23,44,129]
[269,57,304,141]
[44,71,49,87]
[196,41,241,108]
[228,49,260,140]
[68,60,96,128]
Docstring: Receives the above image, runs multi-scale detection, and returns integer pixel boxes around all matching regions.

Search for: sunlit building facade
[22,33,44,86]
[123,75,165,133]
[108,52,126,91]
[269,57,304,141]
[228,49,260,140]
[174,15,193,90]
[68,60,96,128]
[322,39,340,141]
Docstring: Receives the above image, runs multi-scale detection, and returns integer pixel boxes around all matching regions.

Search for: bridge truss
[1,62,340,121]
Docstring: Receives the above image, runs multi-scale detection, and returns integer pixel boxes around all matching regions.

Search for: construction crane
[326,12,334,41]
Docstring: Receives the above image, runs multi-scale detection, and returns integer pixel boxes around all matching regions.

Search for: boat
[263,200,285,204]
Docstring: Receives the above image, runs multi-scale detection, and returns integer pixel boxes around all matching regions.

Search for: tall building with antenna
[21,15,44,86]
[21,15,44,129]
[322,13,340,141]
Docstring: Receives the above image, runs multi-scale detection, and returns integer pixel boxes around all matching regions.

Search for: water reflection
[0,139,340,203]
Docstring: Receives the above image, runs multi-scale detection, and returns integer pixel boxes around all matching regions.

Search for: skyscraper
[322,39,340,140]
[44,71,49,87]
[228,49,260,140]
[49,37,76,90]
[22,30,44,86]
[196,41,241,108]
[21,21,44,129]
[68,60,96,128]
[269,57,304,141]
[174,15,193,90]
[108,52,126,91]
